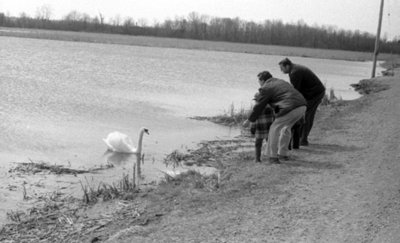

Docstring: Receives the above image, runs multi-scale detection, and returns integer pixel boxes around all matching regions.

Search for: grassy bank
[1,27,397,62]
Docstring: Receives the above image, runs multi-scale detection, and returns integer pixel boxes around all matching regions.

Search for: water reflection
[103,150,134,165]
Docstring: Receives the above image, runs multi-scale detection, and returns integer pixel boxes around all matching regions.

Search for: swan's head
[142,127,150,135]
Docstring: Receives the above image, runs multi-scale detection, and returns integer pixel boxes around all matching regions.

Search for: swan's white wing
[103,138,116,151]
[104,131,136,153]
[122,136,137,153]
[104,131,126,152]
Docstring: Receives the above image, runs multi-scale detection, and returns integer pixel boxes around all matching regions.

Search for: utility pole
[372,0,385,78]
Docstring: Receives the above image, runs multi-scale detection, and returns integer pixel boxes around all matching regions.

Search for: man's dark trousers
[301,91,325,145]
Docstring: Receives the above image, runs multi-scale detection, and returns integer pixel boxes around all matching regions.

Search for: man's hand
[242,119,250,127]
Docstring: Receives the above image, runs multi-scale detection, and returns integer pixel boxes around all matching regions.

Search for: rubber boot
[255,139,263,162]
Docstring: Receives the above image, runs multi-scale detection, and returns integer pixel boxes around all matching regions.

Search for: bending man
[279,58,325,146]
[243,71,306,164]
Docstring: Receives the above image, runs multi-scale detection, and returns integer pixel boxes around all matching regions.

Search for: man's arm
[248,92,270,122]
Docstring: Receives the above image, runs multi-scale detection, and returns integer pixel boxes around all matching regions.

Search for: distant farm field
[0,27,396,62]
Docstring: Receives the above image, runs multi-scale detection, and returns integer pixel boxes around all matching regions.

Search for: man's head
[279,58,292,74]
[257,71,272,86]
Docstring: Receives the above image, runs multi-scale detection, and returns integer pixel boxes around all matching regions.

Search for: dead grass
[80,174,139,204]
[1,173,143,242]
[1,191,83,242]
[163,150,189,168]
[159,170,220,192]
[350,79,391,95]
[321,88,342,106]
[164,138,249,169]
[191,103,251,127]
[0,165,223,242]
[9,159,114,175]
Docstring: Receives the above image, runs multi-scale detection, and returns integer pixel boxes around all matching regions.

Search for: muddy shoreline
[2,65,399,242]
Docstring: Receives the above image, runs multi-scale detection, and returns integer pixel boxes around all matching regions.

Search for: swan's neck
[136,129,146,154]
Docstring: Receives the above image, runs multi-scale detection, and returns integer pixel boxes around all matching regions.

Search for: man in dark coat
[279,58,326,146]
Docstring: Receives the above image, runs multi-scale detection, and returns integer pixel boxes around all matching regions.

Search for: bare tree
[111,14,122,26]
[64,10,82,22]
[35,4,52,20]
[137,18,148,27]
[98,12,105,25]
[0,12,5,25]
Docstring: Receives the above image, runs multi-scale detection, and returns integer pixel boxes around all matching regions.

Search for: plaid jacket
[250,106,274,139]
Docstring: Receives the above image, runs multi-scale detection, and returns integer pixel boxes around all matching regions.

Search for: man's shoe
[300,140,309,146]
[268,157,281,164]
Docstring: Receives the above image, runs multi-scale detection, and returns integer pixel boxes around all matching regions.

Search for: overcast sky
[1,0,399,39]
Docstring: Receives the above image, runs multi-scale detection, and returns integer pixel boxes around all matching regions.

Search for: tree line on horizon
[0,11,399,54]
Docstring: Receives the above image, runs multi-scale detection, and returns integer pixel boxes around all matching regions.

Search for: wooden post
[132,164,136,189]
[372,0,385,78]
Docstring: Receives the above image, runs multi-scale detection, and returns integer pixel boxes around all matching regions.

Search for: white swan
[103,127,149,154]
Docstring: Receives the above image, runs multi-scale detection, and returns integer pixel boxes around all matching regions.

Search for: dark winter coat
[289,64,326,100]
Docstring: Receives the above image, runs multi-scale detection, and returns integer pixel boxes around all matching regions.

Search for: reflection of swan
[161,169,182,178]
[103,127,149,154]
[103,150,133,165]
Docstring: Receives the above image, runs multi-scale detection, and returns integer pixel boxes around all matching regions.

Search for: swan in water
[103,127,149,154]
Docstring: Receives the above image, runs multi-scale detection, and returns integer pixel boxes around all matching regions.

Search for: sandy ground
[1,67,400,242]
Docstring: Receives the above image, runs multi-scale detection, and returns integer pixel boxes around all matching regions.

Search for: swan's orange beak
[144,128,150,135]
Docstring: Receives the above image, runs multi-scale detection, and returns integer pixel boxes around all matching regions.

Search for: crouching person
[250,104,274,163]
[243,71,307,164]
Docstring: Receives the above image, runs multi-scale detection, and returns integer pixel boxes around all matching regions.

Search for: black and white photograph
[0,0,400,242]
